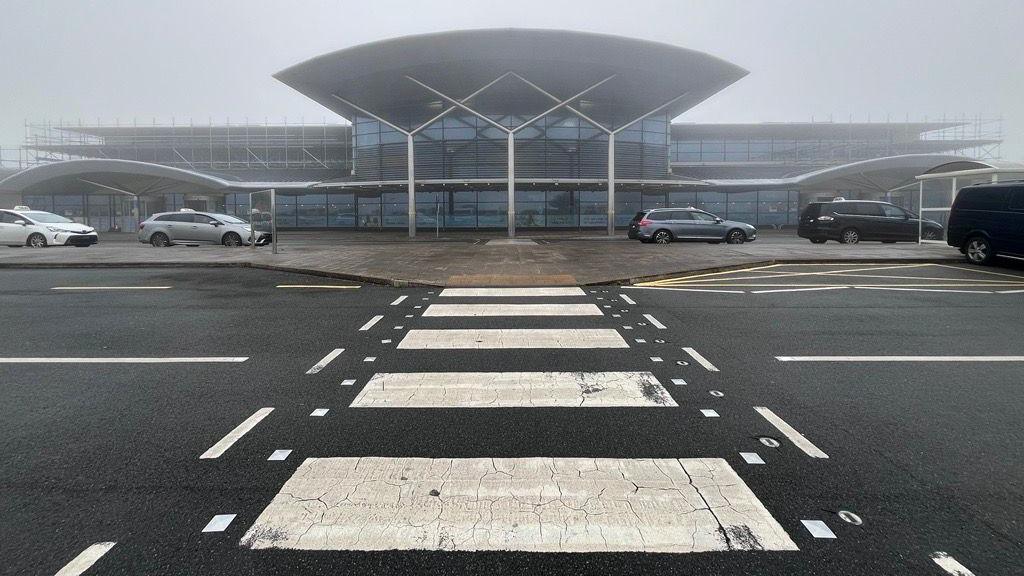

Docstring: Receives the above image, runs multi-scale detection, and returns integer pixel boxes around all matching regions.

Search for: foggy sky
[2,0,1021,160]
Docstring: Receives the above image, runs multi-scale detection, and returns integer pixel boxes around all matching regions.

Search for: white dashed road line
[54,542,116,576]
[671,378,687,386]
[305,349,344,374]
[642,314,667,329]
[241,457,797,553]
[440,287,586,297]
[202,514,237,533]
[51,286,171,291]
[268,450,292,461]
[801,519,836,539]
[358,315,384,331]
[931,552,976,575]
[422,304,603,317]
[397,329,629,349]
[682,348,719,372]
[700,409,719,418]
[776,355,1024,362]
[754,406,828,459]
[750,286,849,294]
[854,287,992,294]
[0,357,248,364]
[199,408,274,459]
[619,293,637,305]
[390,295,408,305]
[341,379,357,386]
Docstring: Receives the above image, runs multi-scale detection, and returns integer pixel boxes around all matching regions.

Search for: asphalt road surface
[1,265,1022,575]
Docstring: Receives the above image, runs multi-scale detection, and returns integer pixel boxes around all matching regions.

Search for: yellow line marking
[276,285,360,289]
[637,264,782,286]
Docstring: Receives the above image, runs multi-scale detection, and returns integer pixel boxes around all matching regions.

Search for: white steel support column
[607,133,616,236]
[407,134,416,238]
[507,132,516,237]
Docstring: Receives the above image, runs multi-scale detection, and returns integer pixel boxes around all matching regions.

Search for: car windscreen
[23,211,73,223]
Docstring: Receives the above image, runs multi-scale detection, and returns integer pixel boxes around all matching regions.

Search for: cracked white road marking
[423,304,602,317]
[305,349,344,375]
[241,457,797,553]
[440,287,586,297]
[931,552,976,575]
[682,348,719,372]
[203,514,237,533]
[754,407,828,459]
[358,315,384,331]
[350,372,677,407]
[54,542,116,576]
[199,408,274,459]
[397,329,629,349]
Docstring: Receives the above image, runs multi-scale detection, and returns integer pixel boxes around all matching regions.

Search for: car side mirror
[14,220,26,226]
[211,221,222,226]
[715,217,724,224]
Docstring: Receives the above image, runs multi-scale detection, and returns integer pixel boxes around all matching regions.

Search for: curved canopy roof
[919,159,1024,176]
[275,28,748,131]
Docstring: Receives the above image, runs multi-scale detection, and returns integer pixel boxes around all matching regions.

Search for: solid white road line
[51,286,171,291]
[0,357,247,364]
[776,355,1024,362]
[350,371,677,407]
[619,293,637,305]
[854,286,991,294]
[930,551,976,575]
[998,289,1024,294]
[310,409,330,417]
[241,457,797,553]
[682,348,719,372]
[754,407,828,459]
[305,349,344,374]
[358,315,384,331]
[625,286,747,294]
[642,314,667,329]
[54,542,116,576]
[390,295,408,305]
[750,286,849,294]
[202,514,237,533]
[422,304,603,317]
[397,329,629,349]
[439,287,586,297]
[801,520,836,539]
[276,285,359,289]
[199,408,274,459]
[268,450,292,461]
[740,452,765,465]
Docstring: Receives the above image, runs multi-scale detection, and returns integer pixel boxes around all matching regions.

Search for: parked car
[798,199,943,244]
[0,206,98,247]
[628,208,757,244]
[946,182,1024,265]
[138,210,269,247]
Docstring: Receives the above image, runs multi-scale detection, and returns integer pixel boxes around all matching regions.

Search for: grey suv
[138,210,269,247]
[628,208,757,244]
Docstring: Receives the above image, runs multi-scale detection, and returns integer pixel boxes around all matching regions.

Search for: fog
[2,0,1021,159]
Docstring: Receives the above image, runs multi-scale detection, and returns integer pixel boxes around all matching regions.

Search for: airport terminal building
[0,29,1006,235]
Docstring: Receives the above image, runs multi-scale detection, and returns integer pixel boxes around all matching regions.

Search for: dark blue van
[947,182,1024,264]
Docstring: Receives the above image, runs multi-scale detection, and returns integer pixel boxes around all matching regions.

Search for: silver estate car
[628,208,757,244]
[138,210,270,247]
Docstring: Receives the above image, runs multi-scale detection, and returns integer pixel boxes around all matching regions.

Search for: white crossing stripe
[643,314,667,329]
[276,285,359,289]
[305,349,344,374]
[754,407,828,459]
[0,357,247,364]
[268,450,292,461]
[619,293,637,305]
[440,287,586,297]
[202,514,237,533]
[51,286,171,291]
[397,329,629,349]
[801,520,836,539]
[390,295,408,305]
[422,304,602,317]
[682,348,719,372]
[751,286,849,294]
[199,408,274,459]
[358,315,384,331]
[776,355,1024,362]
[310,409,330,417]
[740,452,765,465]
[241,457,797,553]
[350,372,677,408]
[54,542,116,576]
[930,551,976,575]
[700,409,720,418]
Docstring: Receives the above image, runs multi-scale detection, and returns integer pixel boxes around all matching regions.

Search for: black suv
[798,200,943,244]
[947,182,1024,265]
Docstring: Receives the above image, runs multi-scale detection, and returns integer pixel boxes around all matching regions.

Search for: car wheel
[840,228,860,244]
[809,239,827,244]
[27,233,47,248]
[726,229,746,244]
[222,232,243,247]
[652,230,672,244]
[150,232,170,247]
[964,236,994,265]
[921,228,940,241]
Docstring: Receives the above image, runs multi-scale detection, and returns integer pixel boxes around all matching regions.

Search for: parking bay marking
[754,407,828,459]
[305,349,344,374]
[359,315,385,331]
[776,355,1024,362]
[54,542,116,576]
[199,408,274,459]
[0,357,248,364]
[682,348,719,372]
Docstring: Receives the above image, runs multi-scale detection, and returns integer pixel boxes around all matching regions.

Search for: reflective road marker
[358,315,384,331]
[268,450,293,461]
[305,349,344,374]
[440,287,586,297]
[0,357,248,364]
[619,293,637,305]
[422,304,603,317]
[51,286,171,291]
[682,348,719,372]
[241,457,797,553]
[801,520,836,539]
[53,542,116,576]
[931,552,976,575]
[202,514,237,533]
[199,408,274,459]
[390,295,408,305]
[397,329,629,349]
[754,407,828,459]
[350,371,677,408]
[776,355,1024,362]
[642,314,667,329]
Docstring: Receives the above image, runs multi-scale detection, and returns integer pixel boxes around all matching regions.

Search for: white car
[0,206,98,248]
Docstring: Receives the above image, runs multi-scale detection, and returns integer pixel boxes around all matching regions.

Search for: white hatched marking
[930,552,976,575]
[422,304,602,317]
[801,520,835,539]
[268,450,292,461]
[441,287,586,297]
[202,514,237,533]
[359,315,384,331]
[241,457,797,552]
[390,295,408,305]
[682,348,719,372]
[754,407,828,459]
[619,293,637,305]
[397,329,629,349]
[350,372,677,407]
[305,349,344,374]
[199,408,274,459]
[54,542,116,576]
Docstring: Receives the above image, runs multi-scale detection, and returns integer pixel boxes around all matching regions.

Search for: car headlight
[47,226,79,233]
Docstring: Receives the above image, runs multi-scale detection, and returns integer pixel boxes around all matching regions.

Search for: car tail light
[639,219,652,226]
